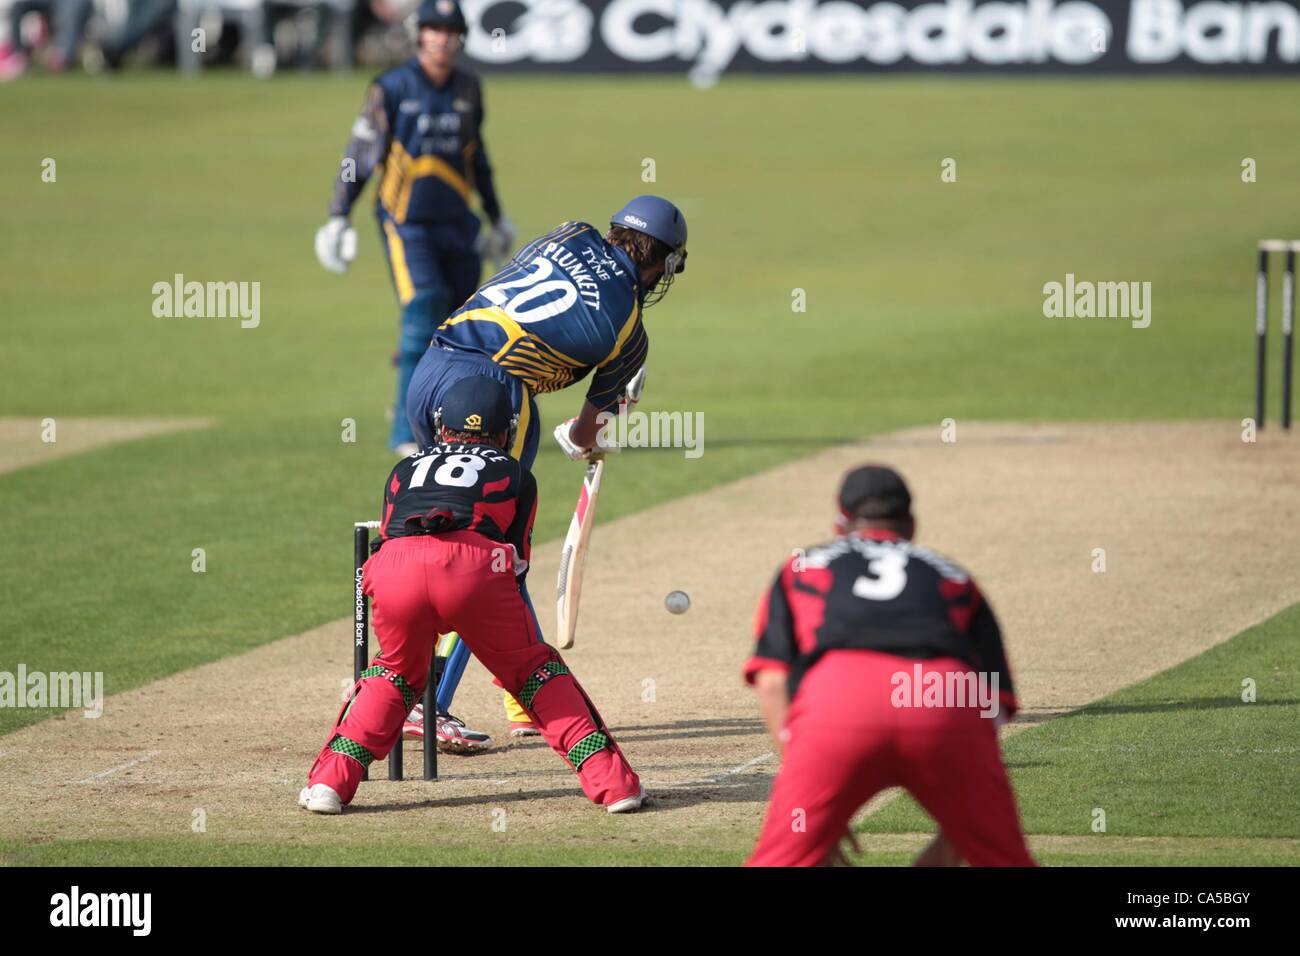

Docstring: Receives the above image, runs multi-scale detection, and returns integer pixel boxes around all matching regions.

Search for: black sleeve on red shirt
[744,565,796,684]
[504,468,537,575]
[967,587,1018,717]
[370,460,404,554]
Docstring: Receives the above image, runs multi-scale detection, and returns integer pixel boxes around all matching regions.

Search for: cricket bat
[556,455,604,649]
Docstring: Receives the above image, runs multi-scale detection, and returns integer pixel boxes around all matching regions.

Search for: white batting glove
[314,216,357,274]
[553,417,621,460]
[621,365,647,409]
[554,418,591,461]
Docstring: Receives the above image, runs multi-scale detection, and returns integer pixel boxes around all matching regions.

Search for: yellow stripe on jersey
[503,223,591,282]
[378,140,472,224]
[510,382,531,460]
[551,222,590,245]
[377,140,410,219]
[503,343,584,392]
[522,221,588,256]
[463,141,477,195]
[598,299,642,368]
[383,221,417,305]
[440,306,528,359]
[440,307,585,394]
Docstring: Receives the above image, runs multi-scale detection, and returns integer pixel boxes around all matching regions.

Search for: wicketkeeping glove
[314,216,357,274]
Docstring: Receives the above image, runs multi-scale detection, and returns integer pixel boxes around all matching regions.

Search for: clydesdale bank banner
[458,0,1300,73]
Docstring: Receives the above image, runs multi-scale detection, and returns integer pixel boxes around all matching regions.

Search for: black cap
[838,465,912,520]
[439,376,513,436]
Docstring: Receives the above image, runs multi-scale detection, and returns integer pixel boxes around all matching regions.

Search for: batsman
[313,0,516,455]
[400,195,689,744]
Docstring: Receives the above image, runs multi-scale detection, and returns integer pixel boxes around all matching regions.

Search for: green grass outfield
[1,74,1298,864]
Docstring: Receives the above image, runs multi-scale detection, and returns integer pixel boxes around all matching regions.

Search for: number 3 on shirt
[410,453,487,489]
[852,551,908,601]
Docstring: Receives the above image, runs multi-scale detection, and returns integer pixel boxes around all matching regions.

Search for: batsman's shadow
[613,717,767,745]
[502,718,767,752]
[344,785,590,813]
[644,774,776,810]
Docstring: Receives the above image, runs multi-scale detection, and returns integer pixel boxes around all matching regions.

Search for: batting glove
[554,418,591,461]
[553,417,621,461]
[314,216,357,274]
[621,365,647,409]
[475,215,516,269]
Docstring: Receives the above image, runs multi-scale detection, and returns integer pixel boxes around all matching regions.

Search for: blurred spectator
[0,0,424,76]
[100,0,175,69]
[0,0,93,78]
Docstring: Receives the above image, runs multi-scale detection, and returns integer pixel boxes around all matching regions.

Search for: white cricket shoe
[403,703,493,753]
[435,713,493,754]
[297,783,342,814]
[606,787,648,814]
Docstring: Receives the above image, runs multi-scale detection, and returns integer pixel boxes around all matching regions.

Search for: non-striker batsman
[314,0,515,455]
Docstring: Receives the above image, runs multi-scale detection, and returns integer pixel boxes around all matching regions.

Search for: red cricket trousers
[307,532,640,807]
[747,650,1035,867]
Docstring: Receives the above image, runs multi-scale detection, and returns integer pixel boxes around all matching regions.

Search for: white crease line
[77,751,161,784]
[645,751,774,788]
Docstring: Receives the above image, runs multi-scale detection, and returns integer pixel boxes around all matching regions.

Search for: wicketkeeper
[299,375,644,815]
[314,0,515,455]
[744,465,1036,867]
[401,195,689,740]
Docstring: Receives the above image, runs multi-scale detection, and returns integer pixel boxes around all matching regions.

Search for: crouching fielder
[745,465,1035,867]
[299,376,644,814]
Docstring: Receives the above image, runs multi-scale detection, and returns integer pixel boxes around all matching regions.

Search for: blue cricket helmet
[609,195,688,306]
[417,0,467,32]
[610,195,688,253]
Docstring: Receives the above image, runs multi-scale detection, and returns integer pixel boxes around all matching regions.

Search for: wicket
[1255,240,1297,430]
[353,521,440,782]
